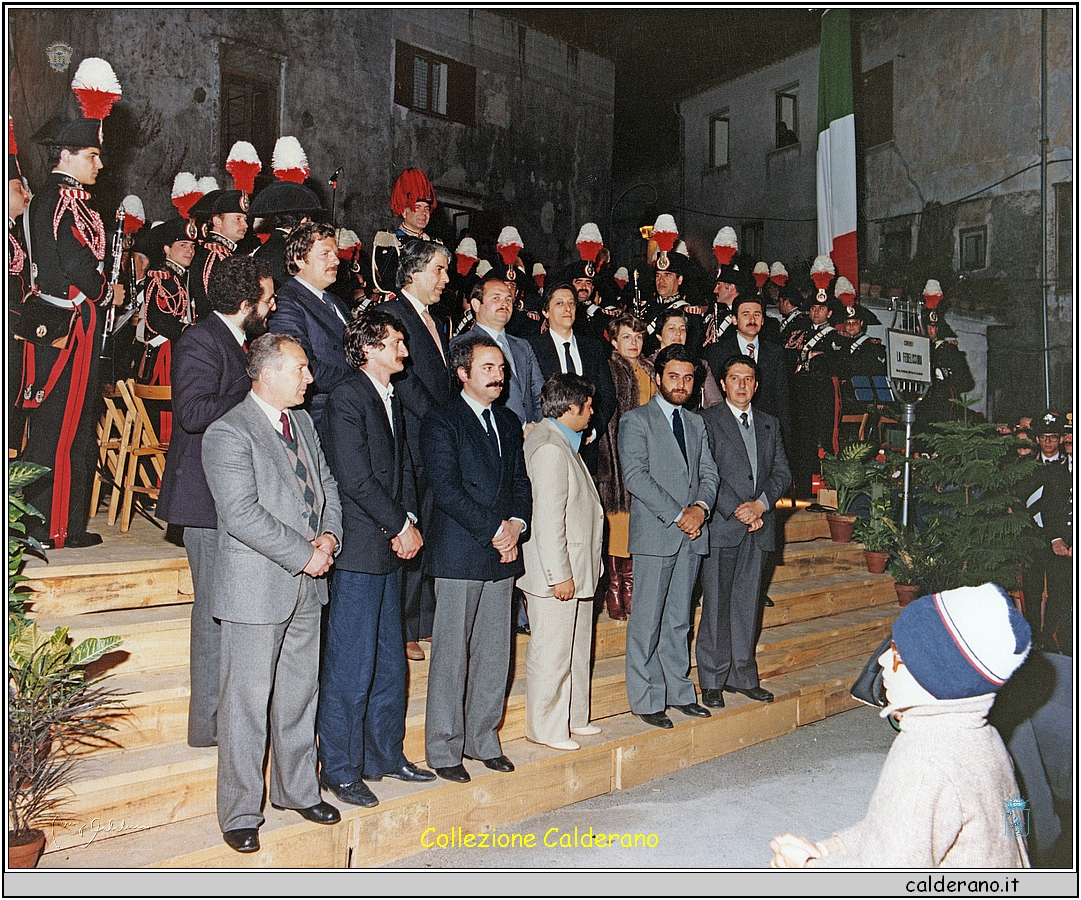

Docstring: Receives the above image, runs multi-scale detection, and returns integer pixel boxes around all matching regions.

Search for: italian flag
[816,9,858,288]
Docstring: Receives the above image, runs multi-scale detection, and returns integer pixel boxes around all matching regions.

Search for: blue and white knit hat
[892,584,1032,700]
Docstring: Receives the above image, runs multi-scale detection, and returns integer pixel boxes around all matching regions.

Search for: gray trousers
[697,541,765,691]
[625,545,702,714]
[424,577,513,768]
[217,577,323,832]
[184,526,220,747]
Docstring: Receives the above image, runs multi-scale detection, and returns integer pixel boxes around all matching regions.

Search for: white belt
[35,290,86,310]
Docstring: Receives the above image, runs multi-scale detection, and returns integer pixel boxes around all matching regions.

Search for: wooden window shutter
[446,60,476,126]
[394,41,413,109]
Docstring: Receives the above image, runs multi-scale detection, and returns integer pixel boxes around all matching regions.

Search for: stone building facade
[8,8,614,268]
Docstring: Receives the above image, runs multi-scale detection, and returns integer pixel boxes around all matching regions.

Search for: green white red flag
[816,9,858,288]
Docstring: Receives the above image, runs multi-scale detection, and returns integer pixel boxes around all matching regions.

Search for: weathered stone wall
[8,9,614,269]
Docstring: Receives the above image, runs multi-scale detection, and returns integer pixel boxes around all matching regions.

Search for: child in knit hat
[771,583,1032,868]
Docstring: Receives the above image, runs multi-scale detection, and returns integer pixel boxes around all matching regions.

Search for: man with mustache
[420,334,532,782]
[268,221,351,431]
[617,342,720,729]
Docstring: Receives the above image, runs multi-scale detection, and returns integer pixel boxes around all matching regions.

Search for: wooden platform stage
[26,506,900,868]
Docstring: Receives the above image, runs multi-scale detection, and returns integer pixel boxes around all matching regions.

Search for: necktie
[497,332,516,377]
[279,411,293,442]
[747,343,755,361]
[242,339,248,355]
[482,408,500,456]
[421,307,446,363]
[672,408,688,464]
[322,292,346,324]
[563,341,577,375]
[740,411,750,430]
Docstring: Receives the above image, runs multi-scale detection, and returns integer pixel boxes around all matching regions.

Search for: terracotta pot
[8,829,46,868]
[825,512,858,543]
[894,582,922,607]
[863,549,890,574]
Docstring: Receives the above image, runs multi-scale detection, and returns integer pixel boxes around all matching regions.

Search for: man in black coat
[317,309,435,809]
[420,334,532,783]
[703,295,791,443]
[19,117,126,549]
[527,281,616,475]
[380,240,453,659]
[267,222,352,432]
[157,255,276,747]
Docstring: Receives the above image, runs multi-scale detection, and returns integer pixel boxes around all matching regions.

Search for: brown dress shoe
[604,556,626,620]
[405,641,425,661]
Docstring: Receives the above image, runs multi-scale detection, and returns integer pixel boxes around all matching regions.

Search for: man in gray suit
[202,333,344,853]
[452,276,544,428]
[699,354,792,707]
[618,342,720,729]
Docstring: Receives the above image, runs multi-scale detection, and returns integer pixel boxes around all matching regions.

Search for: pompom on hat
[891,584,1031,701]
[389,168,436,216]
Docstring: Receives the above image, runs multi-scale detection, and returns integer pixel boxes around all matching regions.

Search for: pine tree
[912,406,1041,591]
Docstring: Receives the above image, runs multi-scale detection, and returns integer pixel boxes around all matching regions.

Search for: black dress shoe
[637,711,673,729]
[515,624,532,636]
[465,754,515,773]
[763,597,775,607]
[318,778,378,809]
[724,685,774,702]
[701,688,725,709]
[673,702,711,718]
[62,532,103,549]
[364,762,436,783]
[223,828,260,853]
[434,764,471,783]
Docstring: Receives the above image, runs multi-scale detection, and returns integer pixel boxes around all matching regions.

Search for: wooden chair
[90,383,133,523]
[116,379,171,533]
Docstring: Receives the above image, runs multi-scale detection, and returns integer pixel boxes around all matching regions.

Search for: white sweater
[811,694,1029,868]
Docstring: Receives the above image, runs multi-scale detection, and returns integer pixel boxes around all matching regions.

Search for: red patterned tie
[279,412,293,442]
[747,342,755,361]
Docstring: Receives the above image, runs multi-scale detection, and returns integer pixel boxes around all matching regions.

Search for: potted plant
[819,441,877,542]
[886,520,944,606]
[8,461,124,867]
[853,482,895,574]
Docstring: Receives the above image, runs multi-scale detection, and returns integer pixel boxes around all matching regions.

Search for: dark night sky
[494,8,823,172]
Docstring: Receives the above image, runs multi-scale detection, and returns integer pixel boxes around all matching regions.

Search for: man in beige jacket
[519,373,604,750]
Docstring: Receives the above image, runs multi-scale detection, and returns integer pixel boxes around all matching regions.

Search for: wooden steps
[43,660,866,869]
[30,508,899,867]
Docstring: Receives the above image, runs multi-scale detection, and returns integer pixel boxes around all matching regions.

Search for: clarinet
[102,205,125,340]
[632,268,645,320]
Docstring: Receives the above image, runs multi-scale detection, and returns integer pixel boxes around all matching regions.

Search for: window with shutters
[858,62,894,149]
[959,226,987,271]
[741,222,763,261]
[775,86,798,148]
[394,41,476,126]
[219,69,279,192]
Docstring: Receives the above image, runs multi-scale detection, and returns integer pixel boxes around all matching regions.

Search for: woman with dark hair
[596,313,656,620]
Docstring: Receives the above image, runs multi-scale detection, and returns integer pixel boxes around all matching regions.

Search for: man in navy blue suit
[317,308,435,809]
[421,333,532,783]
[157,255,276,747]
[268,221,352,431]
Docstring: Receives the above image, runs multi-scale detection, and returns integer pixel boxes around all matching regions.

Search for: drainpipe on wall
[1040,9,1051,408]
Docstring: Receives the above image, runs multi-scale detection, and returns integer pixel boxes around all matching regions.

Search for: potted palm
[819,442,877,542]
[8,461,124,867]
[885,520,944,606]
[853,482,895,573]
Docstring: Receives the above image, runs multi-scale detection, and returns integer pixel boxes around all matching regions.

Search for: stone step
[41,654,870,868]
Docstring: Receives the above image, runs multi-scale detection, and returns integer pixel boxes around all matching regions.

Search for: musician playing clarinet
[19,116,125,549]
